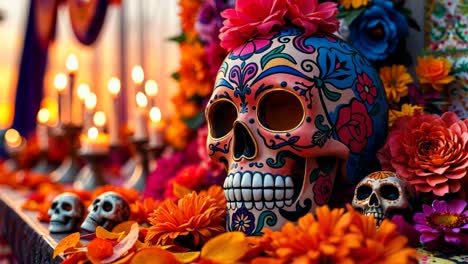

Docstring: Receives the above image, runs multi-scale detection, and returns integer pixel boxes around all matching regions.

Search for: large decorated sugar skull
[206,27,388,234]
[352,171,416,226]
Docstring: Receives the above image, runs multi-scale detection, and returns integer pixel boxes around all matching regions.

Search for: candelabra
[123,139,149,191]
[73,153,107,190]
[50,124,81,183]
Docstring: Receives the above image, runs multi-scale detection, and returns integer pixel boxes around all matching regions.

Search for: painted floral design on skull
[206,27,388,234]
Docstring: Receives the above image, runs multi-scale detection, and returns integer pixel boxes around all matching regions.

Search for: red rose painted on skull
[313,174,333,205]
[335,99,373,153]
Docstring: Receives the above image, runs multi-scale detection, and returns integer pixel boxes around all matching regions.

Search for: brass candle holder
[123,139,149,191]
[31,149,54,174]
[73,153,107,190]
[50,124,81,183]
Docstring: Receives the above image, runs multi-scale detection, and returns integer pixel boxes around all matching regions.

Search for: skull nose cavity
[233,122,256,160]
[369,193,379,206]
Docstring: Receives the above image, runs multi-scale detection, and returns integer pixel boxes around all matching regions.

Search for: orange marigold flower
[87,238,114,260]
[145,191,225,249]
[130,197,161,225]
[165,117,193,150]
[179,0,203,37]
[388,103,423,127]
[379,65,413,103]
[339,0,370,9]
[416,56,455,91]
[259,205,417,264]
[199,185,226,209]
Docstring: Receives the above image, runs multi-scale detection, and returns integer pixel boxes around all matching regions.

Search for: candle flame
[145,80,159,97]
[66,54,79,72]
[108,77,121,96]
[54,73,68,92]
[85,92,97,110]
[149,107,162,123]
[37,108,50,124]
[136,92,148,108]
[77,83,90,100]
[0,102,13,129]
[88,126,99,140]
[131,66,144,84]
[93,111,107,127]
[5,128,22,148]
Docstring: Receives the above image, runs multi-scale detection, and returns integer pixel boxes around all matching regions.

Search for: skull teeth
[363,208,385,225]
[224,172,295,210]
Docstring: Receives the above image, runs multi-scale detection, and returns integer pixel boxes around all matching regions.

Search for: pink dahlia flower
[286,0,339,35]
[377,112,468,196]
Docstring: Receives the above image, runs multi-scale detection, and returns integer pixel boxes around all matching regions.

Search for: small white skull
[81,191,130,232]
[352,171,416,225]
[48,192,84,233]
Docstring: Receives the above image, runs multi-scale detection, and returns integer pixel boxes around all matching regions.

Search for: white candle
[144,80,158,108]
[134,92,148,140]
[54,73,67,126]
[5,128,23,149]
[80,127,110,155]
[36,108,50,151]
[66,54,78,125]
[148,107,164,148]
[77,83,90,126]
[107,77,121,146]
[84,92,97,131]
[131,66,144,92]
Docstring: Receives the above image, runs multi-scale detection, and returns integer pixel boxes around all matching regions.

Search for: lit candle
[66,54,78,125]
[54,73,67,126]
[80,126,110,155]
[131,66,144,93]
[144,80,158,108]
[93,111,107,132]
[36,108,50,151]
[107,77,121,146]
[134,92,148,140]
[5,128,22,149]
[77,83,90,125]
[84,92,97,130]
[148,107,164,148]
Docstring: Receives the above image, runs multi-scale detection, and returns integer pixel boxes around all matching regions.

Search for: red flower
[356,72,377,104]
[335,99,373,153]
[377,112,468,196]
[219,0,288,51]
[313,174,333,205]
[286,0,339,35]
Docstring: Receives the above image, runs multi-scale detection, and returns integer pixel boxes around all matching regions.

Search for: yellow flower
[339,0,370,9]
[379,65,413,103]
[388,104,423,127]
[416,56,455,91]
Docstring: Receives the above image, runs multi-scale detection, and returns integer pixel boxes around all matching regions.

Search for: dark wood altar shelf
[0,186,64,263]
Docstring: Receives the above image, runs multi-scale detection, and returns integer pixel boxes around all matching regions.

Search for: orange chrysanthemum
[256,205,417,264]
[145,191,225,248]
[179,0,203,39]
[379,65,413,103]
[199,185,226,209]
[339,0,370,9]
[416,56,455,91]
[130,197,161,225]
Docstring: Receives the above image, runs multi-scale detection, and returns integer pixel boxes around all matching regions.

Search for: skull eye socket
[51,202,58,209]
[62,202,72,211]
[380,184,399,201]
[208,99,238,139]
[356,185,372,200]
[94,199,100,205]
[258,90,304,131]
[103,201,113,212]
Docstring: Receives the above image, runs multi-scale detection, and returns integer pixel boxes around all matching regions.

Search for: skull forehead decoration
[352,171,416,225]
[81,191,130,233]
[206,27,388,234]
[48,192,84,233]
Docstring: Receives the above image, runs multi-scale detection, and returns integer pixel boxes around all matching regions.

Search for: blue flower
[348,0,408,61]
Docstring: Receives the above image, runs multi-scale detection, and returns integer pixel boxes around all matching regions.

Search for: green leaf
[260,44,297,69]
[309,168,320,183]
[168,33,187,43]
[321,85,341,101]
[183,112,205,129]
[342,8,365,25]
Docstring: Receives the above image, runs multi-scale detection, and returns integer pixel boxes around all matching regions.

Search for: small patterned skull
[81,191,130,232]
[352,171,416,225]
[48,192,84,233]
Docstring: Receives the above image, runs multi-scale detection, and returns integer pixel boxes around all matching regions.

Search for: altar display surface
[0,186,64,263]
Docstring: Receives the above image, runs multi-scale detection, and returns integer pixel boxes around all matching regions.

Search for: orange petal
[53,232,81,258]
[130,248,181,264]
[173,251,201,263]
[96,226,125,240]
[201,232,248,264]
